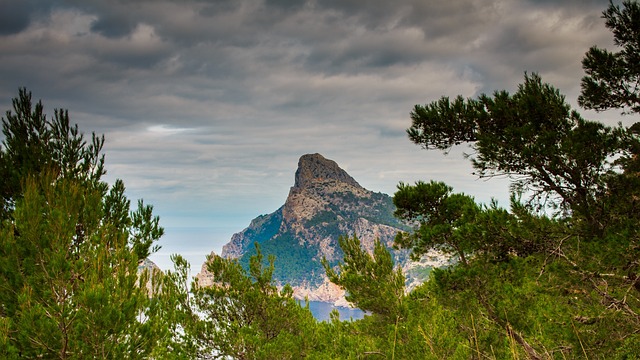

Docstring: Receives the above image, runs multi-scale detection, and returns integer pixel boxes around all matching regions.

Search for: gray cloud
[0,0,31,35]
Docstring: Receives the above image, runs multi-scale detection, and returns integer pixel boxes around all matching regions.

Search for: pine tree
[187,244,316,359]
[579,0,640,115]
[0,89,165,358]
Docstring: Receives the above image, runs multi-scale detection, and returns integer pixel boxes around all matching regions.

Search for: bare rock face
[194,251,217,288]
[197,153,437,306]
[291,277,346,305]
[137,258,162,295]
[293,153,361,190]
[221,210,283,259]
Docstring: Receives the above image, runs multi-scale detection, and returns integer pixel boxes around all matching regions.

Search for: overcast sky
[0,0,631,272]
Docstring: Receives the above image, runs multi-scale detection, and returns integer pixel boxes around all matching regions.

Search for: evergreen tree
[393,181,480,266]
[579,0,640,115]
[187,244,317,359]
[0,88,105,220]
[390,3,640,357]
[323,235,406,321]
[408,73,632,235]
[0,89,166,358]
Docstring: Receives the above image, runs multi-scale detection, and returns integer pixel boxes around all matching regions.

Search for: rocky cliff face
[197,153,441,306]
[137,258,162,295]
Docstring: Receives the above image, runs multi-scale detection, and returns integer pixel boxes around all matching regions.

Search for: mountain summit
[293,153,360,190]
[197,154,440,305]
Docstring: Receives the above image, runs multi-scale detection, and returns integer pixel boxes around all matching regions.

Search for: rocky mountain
[137,258,162,295]
[196,153,445,306]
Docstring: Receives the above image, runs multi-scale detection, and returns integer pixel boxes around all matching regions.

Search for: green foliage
[394,182,562,266]
[310,313,379,359]
[240,234,325,286]
[408,73,632,234]
[0,89,167,359]
[323,235,406,321]
[379,3,640,356]
[0,88,105,220]
[188,244,317,359]
[354,3,640,357]
[0,173,163,359]
[394,181,480,265]
[579,0,640,115]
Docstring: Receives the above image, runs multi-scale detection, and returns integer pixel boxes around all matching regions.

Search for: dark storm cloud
[0,0,614,132]
[0,0,63,36]
[0,0,32,35]
[90,13,138,38]
[527,0,613,7]
[263,0,306,12]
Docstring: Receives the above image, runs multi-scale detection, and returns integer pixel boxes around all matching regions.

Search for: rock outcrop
[137,258,162,294]
[197,153,439,306]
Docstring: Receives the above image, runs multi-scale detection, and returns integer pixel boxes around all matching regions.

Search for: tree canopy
[408,73,637,235]
[383,1,640,358]
[579,0,640,115]
[0,89,167,359]
[0,89,105,220]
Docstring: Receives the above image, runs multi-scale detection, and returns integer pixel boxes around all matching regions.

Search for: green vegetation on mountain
[321,190,404,228]
[239,233,326,287]
[1,2,639,359]
[239,210,284,248]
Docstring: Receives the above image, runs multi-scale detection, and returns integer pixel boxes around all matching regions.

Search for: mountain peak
[294,153,360,190]
[199,153,436,307]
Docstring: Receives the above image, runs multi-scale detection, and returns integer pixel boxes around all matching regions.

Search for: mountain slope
[197,153,442,305]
